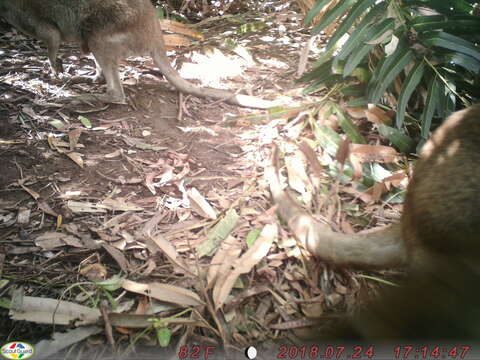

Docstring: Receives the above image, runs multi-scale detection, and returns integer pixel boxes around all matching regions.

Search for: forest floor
[0,7,403,358]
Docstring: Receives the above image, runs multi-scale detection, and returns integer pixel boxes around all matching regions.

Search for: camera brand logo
[1,342,34,359]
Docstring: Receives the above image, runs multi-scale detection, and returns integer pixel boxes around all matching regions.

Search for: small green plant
[148,309,192,347]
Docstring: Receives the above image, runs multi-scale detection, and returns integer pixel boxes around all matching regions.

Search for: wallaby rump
[0,0,274,108]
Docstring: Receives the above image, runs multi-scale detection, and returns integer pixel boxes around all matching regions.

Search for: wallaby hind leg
[92,57,105,83]
[80,40,104,83]
[91,54,124,102]
[40,28,63,75]
[87,44,125,103]
[11,18,63,75]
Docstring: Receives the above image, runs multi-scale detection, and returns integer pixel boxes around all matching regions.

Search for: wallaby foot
[92,57,105,83]
[58,93,126,106]
[50,57,64,75]
[92,73,106,84]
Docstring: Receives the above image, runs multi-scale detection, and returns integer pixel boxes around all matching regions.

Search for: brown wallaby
[269,105,480,271]
[268,105,480,340]
[0,0,274,108]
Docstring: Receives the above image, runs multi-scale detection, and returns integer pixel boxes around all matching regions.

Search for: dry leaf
[207,236,242,287]
[67,200,107,213]
[335,137,351,165]
[187,187,217,220]
[159,19,203,39]
[68,128,82,151]
[147,234,191,274]
[163,34,193,49]
[65,152,84,168]
[104,149,122,158]
[102,244,129,273]
[344,106,367,119]
[349,154,363,179]
[20,184,40,199]
[100,198,143,212]
[297,140,324,179]
[79,263,108,282]
[10,295,100,325]
[365,104,394,125]
[285,152,309,197]
[212,224,277,309]
[350,144,399,163]
[301,302,323,318]
[122,279,204,307]
[383,171,408,189]
[37,198,59,217]
[35,326,102,359]
[363,182,388,203]
[35,232,82,250]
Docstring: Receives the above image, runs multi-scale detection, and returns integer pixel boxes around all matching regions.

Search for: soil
[0,10,397,356]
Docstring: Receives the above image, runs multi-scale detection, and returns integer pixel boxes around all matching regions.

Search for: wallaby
[269,105,480,271]
[0,0,274,108]
[268,105,480,339]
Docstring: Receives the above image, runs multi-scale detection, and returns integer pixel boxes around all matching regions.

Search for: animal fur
[0,0,274,108]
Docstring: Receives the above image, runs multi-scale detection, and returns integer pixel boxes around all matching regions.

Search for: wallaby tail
[267,145,408,269]
[151,45,276,109]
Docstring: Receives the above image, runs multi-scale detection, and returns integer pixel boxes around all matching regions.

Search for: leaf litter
[0,5,408,356]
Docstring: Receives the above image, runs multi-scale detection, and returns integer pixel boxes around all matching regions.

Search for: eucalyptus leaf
[420,76,441,138]
[396,61,426,128]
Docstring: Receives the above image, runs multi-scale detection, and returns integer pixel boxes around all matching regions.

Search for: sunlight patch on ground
[177,48,247,88]
[256,57,289,69]
[2,72,75,98]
